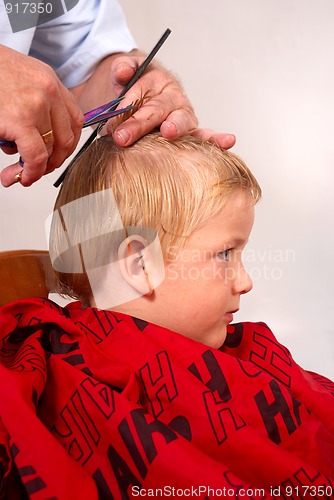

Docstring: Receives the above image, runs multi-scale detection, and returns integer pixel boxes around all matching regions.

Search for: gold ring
[41,130,53,144]
[14,169,23,182]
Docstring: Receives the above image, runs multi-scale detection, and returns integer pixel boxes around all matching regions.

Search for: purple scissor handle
[0,97,134,147]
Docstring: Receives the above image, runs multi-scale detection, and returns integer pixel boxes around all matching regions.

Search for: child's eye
[217,249,232,261]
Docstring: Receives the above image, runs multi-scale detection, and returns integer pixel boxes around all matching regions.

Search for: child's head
[50,132,261,347]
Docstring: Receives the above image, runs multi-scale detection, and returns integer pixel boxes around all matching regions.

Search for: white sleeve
[30,0,137,87]
[0,2,36,54]
[0,0,136,88]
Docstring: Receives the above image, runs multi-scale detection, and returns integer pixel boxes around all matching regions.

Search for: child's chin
[205,327,227,349]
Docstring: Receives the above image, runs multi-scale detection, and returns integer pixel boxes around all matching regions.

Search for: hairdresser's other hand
[71,50,236,150]
[108,53,236,149]
[99,51,198,146]
[0,46,84,188]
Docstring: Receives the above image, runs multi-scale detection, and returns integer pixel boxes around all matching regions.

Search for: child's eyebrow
[226,237,249,247]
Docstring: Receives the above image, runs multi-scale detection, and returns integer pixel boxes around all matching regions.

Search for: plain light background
[0,0,333,378]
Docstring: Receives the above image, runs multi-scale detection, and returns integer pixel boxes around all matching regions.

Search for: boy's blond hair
[52,132,261,302]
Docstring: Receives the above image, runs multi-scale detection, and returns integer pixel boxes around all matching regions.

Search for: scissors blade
[83,105,134,128]
[83,97,124,123]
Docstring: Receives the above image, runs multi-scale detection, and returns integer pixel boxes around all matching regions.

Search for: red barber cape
[0,298,333,499]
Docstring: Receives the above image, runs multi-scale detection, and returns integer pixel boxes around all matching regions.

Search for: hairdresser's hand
[71,50,199,146]
[71,50,236,150]
[106,51,199,146]
[0,46,84,188]
[106,52,236,149]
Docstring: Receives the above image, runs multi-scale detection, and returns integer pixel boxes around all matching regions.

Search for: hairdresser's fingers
[1,104,82,188]
[0,47,84,187]
[37,91,84,182]
[109,53,198,146]
[1,161,25,186]
[159,109,199,140]
[110,55,138,93]
[2,149,66,187]
[1,126,52,187]
[17,89,83,187]
[1,98,83,188]
[112,83,197,146]
[191,128,236,150]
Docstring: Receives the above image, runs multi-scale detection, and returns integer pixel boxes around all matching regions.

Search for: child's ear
[118,235,154,296]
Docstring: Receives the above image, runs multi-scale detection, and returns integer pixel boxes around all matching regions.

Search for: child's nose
[233,265,253,295]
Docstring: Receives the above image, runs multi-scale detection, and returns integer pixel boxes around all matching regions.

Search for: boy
[0,133,333,499]
[50,133,260,345]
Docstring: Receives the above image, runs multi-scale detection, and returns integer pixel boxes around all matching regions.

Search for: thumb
[112,57,139,86]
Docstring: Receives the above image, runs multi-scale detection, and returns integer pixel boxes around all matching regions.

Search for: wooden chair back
[0,250,57,307]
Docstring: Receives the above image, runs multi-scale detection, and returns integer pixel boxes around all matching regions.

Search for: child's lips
[224,312,234,323]
[224,309,239,323]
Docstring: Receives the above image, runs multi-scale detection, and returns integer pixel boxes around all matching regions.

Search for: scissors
[0,97,134,149]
